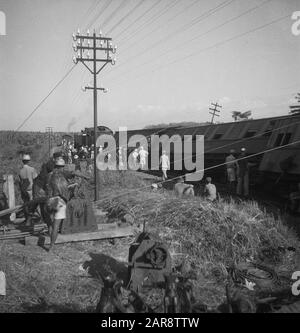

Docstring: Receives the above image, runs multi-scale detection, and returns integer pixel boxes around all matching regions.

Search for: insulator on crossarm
[73,56,78,64]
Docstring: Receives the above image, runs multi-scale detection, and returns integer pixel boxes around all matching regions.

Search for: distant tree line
[144,121,211,129]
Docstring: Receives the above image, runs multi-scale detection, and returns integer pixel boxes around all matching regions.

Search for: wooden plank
[3,175,16,221]
[26,225,136,245]
[97,222,118,230]
[0,205,23,218]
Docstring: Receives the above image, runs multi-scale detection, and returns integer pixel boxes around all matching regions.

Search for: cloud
[219,96,231,104]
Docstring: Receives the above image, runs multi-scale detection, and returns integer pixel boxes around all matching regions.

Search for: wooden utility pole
[73,29,116,201]
[209,102,222,124]
[45,127,53,158]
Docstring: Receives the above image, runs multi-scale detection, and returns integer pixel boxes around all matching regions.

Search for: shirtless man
[174,177,194,198]
[204,177,217,202]
[46,157,89,251]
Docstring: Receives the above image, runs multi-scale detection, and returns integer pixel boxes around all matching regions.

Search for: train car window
[282,132,292,146]
[244,130,256,138]
[213,133,223,140]
[274,133,284,147]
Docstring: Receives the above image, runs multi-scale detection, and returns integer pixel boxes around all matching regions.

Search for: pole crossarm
[77,58,114,63]
[74,34,112,41]
[77,46,115,52]
[84,86,107,92]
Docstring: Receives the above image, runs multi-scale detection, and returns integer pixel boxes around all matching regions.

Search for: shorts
[47,196,67,220]
[227,168,236,182]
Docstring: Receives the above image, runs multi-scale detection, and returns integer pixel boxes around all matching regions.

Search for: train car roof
[115,113,300,134]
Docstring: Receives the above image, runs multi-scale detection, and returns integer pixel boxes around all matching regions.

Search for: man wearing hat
[19,154,38,226]
[46,157,89,251]
[237,148,249,197]
[19,154,38,202]
[225,149,238,193]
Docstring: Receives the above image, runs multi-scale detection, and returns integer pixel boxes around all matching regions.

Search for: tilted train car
[114,113,300,185]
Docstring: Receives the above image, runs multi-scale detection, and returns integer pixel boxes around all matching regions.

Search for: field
[0,134,299,312]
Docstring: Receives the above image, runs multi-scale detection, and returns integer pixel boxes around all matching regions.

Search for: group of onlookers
[225,147,252,197]
[18,152,89,251]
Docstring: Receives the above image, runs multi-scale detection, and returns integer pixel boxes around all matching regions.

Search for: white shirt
[132,151,138,160]
[160,154,169,169]
[139,149,148,160]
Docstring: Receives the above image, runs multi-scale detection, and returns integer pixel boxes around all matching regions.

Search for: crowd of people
[225,147,253,198]
[18,151,89,251]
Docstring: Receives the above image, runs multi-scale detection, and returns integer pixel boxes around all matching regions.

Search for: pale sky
[0,0,300,132]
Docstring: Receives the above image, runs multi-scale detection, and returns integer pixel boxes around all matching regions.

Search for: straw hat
[22,154,31,161]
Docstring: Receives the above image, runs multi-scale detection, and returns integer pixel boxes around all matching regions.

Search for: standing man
[160,150,170,181]
[118,147,124,170]
[19,154,38,226]
[132,149,139,169]
[139,146,148,170]
[237,148,249,197]
[225,149,238,193]
[19,154,38,202]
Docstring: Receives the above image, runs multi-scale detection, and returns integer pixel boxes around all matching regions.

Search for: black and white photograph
[0,0,300,318]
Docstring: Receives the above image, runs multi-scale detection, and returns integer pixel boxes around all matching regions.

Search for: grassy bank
[0,167,299,312]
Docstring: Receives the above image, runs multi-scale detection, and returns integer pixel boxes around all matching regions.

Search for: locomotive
[74,125,113,148]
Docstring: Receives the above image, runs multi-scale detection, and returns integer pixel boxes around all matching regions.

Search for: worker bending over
[46,157,89,251]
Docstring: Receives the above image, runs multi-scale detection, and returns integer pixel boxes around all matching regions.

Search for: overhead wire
[108,13,290,88]
[99,0,129,31]
[111,0,161,41]
[111,0,273,79]
[106,0,146,35]
[117,0,235,58]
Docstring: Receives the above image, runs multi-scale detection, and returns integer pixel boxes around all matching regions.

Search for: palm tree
[232,111,241,121]
[289,93,300,115]
[239,110,252,120]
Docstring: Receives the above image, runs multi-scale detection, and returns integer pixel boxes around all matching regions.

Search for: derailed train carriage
[75,114,300,192]
[114,113,300,191]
